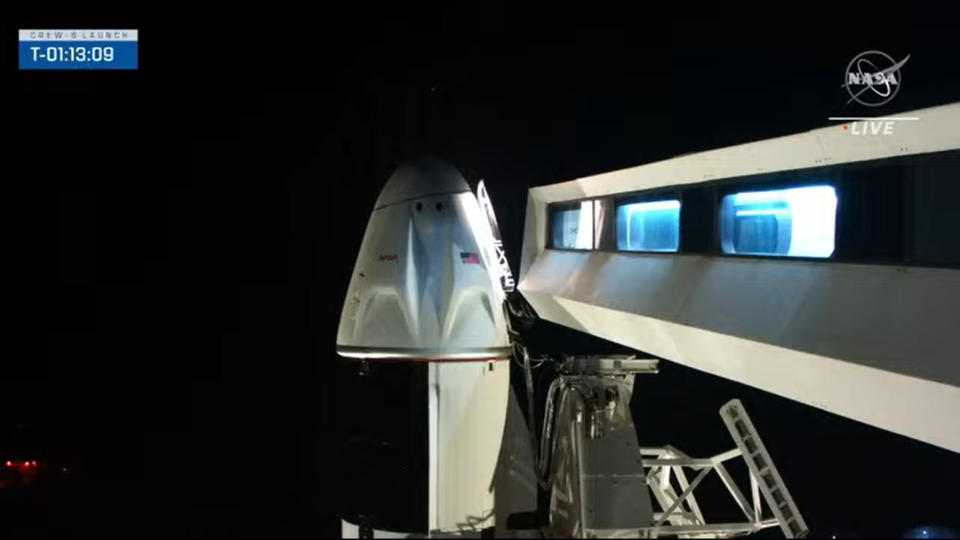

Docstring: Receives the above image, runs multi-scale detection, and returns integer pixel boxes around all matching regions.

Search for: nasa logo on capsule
[843,50,910,107]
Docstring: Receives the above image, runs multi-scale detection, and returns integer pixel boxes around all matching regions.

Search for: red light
[31,461,37,467]
[4,461,10,467]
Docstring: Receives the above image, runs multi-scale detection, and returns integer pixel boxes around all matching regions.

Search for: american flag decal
[460,251,480,264]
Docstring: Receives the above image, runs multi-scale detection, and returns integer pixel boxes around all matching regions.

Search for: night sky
[6,8,960,538]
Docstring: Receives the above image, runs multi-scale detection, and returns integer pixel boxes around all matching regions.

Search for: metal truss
[637,400,808,539]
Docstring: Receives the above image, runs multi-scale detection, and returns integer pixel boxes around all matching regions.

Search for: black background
[5,7,960,538]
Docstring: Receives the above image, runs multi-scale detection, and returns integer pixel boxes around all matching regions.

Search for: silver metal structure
[639,400,807,538]
[520,348,807,539]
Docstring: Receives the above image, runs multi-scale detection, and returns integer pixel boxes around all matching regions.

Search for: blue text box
[19,41,138,70]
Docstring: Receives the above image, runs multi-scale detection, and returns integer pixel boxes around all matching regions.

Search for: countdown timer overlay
[19,29,138,70]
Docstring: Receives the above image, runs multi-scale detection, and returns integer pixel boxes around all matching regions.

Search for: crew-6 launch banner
[18,30,138,70]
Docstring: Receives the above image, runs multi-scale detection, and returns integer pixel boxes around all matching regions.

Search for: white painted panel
[519,254,960,453]
[528,103,960,204]
[433,360,510,532]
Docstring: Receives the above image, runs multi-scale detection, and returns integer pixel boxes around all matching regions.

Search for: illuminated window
[616,199,680,252]
[719,185,837,257]
[551,201,594,249]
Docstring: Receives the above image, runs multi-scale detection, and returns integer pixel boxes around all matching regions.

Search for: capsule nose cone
[375,157,470,209]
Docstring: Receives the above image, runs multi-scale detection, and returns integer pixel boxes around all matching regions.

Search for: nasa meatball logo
[843,50,910,107]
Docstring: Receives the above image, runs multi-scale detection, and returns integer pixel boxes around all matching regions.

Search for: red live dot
[842,125,848,130]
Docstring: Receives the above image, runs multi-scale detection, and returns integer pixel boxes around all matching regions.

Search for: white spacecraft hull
[337,159,511,536]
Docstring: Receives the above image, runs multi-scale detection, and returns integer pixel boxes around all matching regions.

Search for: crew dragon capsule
[337,158,511,537]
